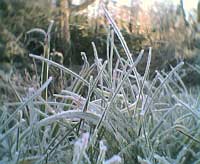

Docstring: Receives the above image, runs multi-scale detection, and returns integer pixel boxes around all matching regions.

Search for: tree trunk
[198,0,200,23]
[59,0,96,43]
[60,0,71,43]
[180,0,188,26]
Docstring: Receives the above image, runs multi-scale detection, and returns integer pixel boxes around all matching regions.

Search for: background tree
[180,0,189,26]
[57,0,96,60]
[129,0,141,33]
[0,0,52,64]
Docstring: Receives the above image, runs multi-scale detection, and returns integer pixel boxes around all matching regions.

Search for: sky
[182,0,198,11]
[117,0,199,12]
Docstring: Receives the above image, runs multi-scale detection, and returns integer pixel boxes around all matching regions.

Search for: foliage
[1,7,200,164]
[0,0,53,62]
[2,0,200,79]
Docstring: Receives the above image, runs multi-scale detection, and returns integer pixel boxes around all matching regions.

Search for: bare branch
[70,0,96,12]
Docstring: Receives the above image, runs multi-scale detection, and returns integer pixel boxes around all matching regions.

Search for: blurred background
[0,0,200,86]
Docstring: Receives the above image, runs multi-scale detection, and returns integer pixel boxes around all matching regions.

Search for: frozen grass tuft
[1,7,200,164]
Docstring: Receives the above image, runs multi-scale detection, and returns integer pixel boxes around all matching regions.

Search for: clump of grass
[1,5,200,164]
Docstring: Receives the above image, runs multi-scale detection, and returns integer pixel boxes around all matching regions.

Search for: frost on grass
[1,5,200,164]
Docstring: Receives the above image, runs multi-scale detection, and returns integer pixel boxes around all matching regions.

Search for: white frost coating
[49,76,53,81]
[28,87,35,97]
[104,155,122,164]
[54,92,103,115]
[100,140,107,151]
[74,133,89,150]
[37,110,100,127]
[73,132,90,163]
[97,140,107,164]
[81,132,90,148]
